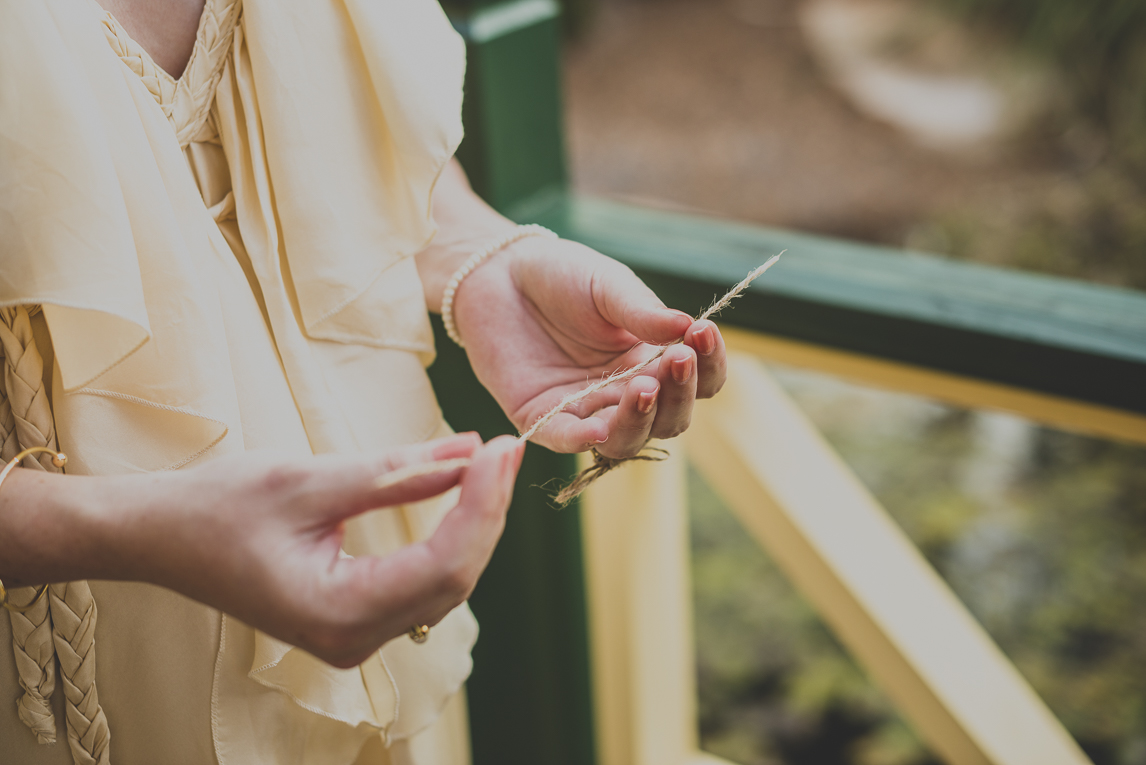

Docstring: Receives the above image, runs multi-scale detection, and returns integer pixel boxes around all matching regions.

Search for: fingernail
[671,309,693,323]
[638,389,658,415]
[695,326,716,355]
[593,436,608,445]
[672,356,693,383]
[435,433,480,459]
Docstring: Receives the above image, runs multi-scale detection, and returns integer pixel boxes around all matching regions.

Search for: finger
[649,344,696,440]
[424,435,523,591]
[593,260,693,344]
[566,383,626,419]
[524,410,611,453]
[331,436,522,624]
[319,544,468,667]
[320,432,484,520]
[275,434,508,667]
[684,320,727,399]
[595,375,659,459]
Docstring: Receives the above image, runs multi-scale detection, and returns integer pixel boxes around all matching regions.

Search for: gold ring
[408,624,430,644]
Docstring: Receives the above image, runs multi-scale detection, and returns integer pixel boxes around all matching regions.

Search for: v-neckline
[94,0,243,146]
[94,0,212,85]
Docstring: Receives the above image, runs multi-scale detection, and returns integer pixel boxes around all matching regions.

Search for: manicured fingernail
[672,356,693,383]
[435,433,479,458]
[593,436,609,445]
[638,389,658,415]
[695,326,716,355]
[671,310,693,323]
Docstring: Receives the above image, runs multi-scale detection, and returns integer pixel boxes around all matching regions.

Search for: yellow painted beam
[723,327,1146,447]
[580,446,699,765]
[687,354,1092,765]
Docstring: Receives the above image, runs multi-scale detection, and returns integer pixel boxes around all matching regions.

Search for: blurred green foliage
[915,0,1146,289]
[691,465,929,765]
[692,368,1146,765]
[938,0,1146,162]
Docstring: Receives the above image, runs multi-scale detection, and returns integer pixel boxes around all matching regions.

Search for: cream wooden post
[686,353,1092,765]
[580,443,713,765]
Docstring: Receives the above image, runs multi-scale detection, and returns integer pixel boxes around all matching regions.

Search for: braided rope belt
[1,307,110,764]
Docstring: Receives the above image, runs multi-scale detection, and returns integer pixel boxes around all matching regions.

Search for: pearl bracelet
[440,223,558,347]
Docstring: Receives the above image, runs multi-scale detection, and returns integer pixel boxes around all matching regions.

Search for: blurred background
[557,1,1146,763]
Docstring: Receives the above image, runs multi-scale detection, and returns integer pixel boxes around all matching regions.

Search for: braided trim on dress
[1,306,60,745]
[50,583,110,765]
[96,0,242,146]
[0,307,111,763]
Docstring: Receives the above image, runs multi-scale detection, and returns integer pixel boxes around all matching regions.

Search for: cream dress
[0,0,479,762]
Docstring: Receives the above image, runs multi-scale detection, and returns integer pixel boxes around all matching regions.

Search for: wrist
[441,224,558,347]
[83,472,176,585]
[417,220,519,314]
[0,469,133,586]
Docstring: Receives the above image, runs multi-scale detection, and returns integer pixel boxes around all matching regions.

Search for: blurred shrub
[693,370,1146,765]
[903,0,1146,290]
[937,0,1146,165]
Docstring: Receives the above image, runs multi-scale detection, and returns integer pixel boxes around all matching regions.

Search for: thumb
[594,261,693,344]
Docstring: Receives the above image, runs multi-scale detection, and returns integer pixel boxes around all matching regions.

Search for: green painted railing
[517,194,1146,416]
[436,4,597,765]
[435,2,1146,764]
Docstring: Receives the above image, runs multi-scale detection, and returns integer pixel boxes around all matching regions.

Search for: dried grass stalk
[373,253,785,503]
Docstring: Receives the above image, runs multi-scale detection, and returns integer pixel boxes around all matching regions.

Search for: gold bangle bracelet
[0,446,66,614]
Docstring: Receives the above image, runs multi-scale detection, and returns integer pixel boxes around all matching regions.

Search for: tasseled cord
[1,306,111,764]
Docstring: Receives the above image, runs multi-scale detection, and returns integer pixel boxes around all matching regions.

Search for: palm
[452,238,722,455]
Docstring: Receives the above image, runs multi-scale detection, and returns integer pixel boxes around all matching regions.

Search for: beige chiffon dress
[0,0,480,762]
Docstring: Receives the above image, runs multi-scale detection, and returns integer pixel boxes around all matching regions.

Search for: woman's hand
[453,239,728,457]
[418,161,728,458]
[0,433,523,668]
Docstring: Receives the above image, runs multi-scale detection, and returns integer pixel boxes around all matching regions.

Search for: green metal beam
[513,193,1146,416]
[436,3,596,765]
[449,0,567,212]
[427,317,595,765]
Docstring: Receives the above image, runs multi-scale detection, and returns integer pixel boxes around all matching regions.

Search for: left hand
[451,236,728,458]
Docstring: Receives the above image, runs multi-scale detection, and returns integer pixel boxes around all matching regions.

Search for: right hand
[1,433,523,668]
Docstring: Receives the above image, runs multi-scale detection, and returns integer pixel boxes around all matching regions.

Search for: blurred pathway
[562,0,1014,247]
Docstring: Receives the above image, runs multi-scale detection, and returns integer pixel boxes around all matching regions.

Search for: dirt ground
[562,0,1018,247]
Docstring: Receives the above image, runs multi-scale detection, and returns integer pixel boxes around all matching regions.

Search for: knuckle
[617,418,649,434]
[298,602,367,661]
[438,562,476,605]
[259,462,308,495]
[604,444,641,460]
[655,418,691,441]
[326,653,368,670]
[304,622,356,659]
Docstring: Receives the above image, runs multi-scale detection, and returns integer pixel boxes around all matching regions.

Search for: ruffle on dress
[0,0,475,762]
